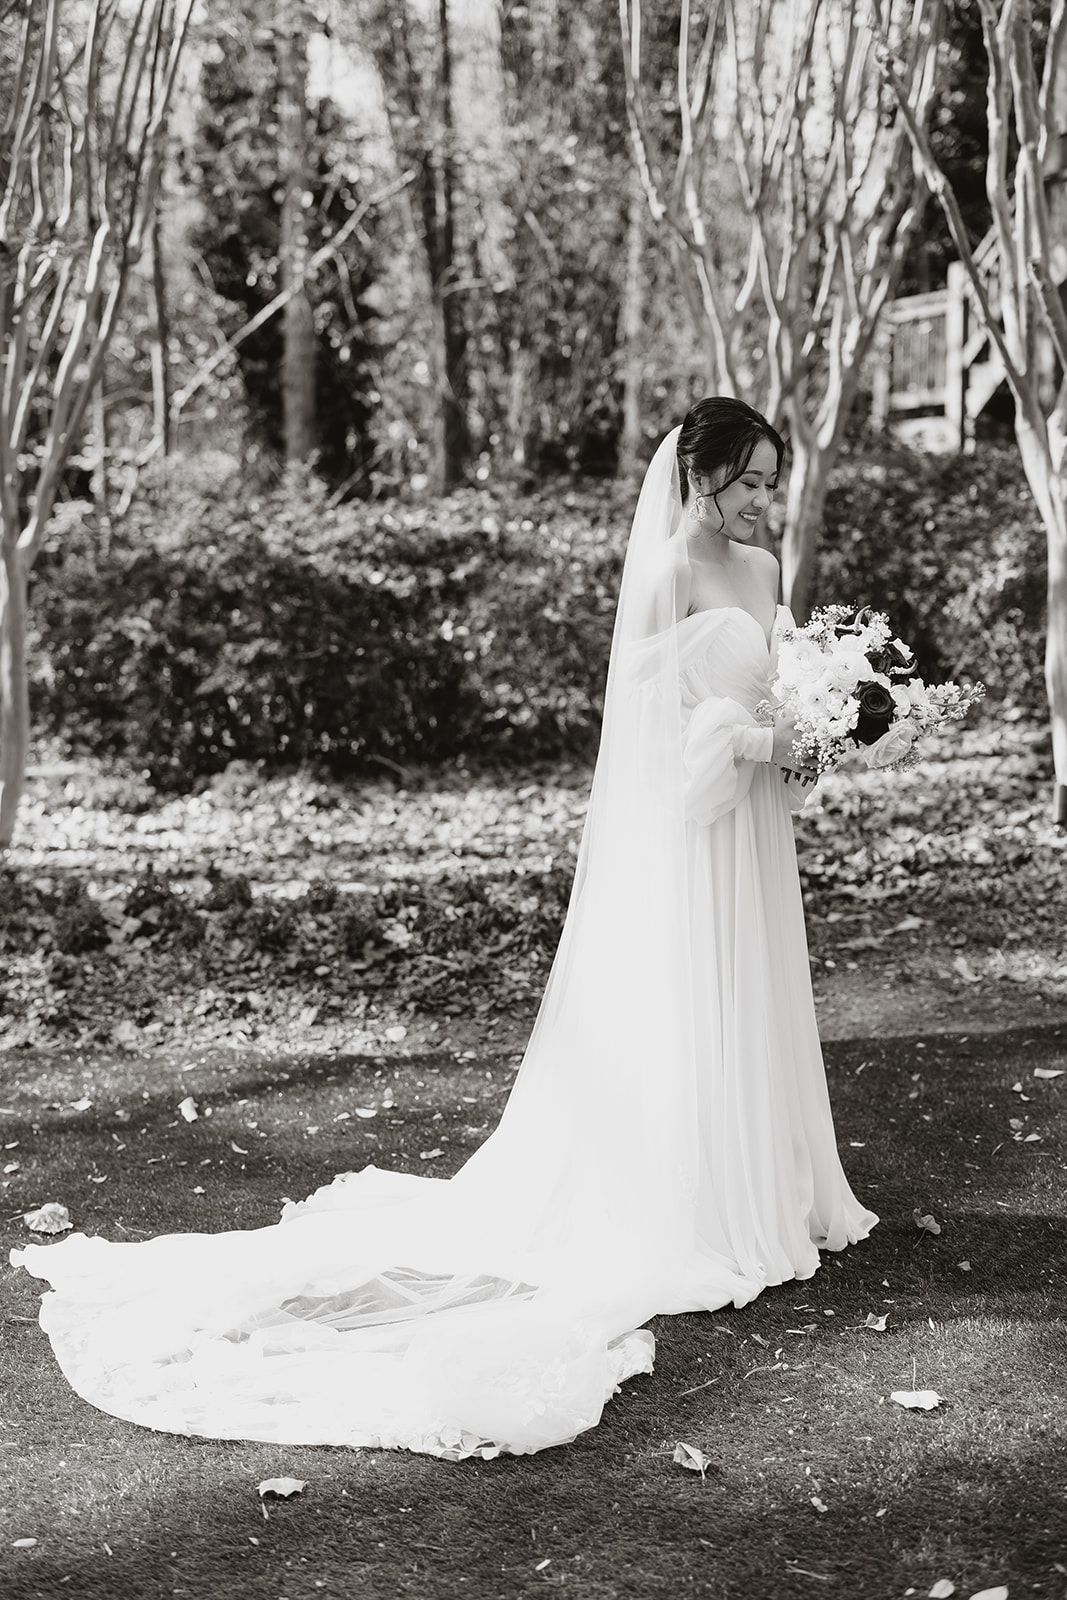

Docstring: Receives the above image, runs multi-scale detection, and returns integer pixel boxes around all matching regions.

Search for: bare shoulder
[743,544,780,599]
[745,544,780,579]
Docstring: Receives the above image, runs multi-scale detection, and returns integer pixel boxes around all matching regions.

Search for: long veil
[10,426,755,1460]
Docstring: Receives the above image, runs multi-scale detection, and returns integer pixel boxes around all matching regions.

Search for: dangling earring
[689,491,707,523]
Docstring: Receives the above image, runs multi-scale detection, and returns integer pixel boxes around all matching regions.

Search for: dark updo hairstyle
[676,397,786,526]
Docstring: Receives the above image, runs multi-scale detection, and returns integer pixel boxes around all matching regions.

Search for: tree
[276,0,317,463]
[620,0,943,620]
[493,0,648,476]
[190,7,382,493]
[879,0,1067,824]
[0,0,193,847]
[368,0,469,489]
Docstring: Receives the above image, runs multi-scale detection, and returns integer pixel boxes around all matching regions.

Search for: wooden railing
[870,229,1005,449]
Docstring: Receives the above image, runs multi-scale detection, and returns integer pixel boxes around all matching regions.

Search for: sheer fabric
[9,428,878,1459]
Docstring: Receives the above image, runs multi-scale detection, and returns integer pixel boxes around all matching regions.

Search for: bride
[10,398,878,1461]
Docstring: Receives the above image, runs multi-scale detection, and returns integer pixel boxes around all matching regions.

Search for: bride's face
[693,437,780,544]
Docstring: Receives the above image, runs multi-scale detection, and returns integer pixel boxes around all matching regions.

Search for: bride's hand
[770,713,819,783]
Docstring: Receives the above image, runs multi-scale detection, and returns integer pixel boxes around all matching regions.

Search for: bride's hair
[676,397,786,513]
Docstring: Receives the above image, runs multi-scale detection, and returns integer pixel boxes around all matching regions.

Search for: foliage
[818,436,1047,715]
[189,14,382,495]
[480,5,634,474]
[28,466,622,784]
[0,720,1062,1050]
[26,440,1042,786]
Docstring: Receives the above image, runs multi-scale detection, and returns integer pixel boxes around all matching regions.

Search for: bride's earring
[689,489,707,522]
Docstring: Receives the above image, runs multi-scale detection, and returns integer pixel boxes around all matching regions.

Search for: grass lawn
[2,728,1066,1599]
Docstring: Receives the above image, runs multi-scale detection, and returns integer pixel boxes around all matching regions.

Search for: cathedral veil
[10,426,728,1461]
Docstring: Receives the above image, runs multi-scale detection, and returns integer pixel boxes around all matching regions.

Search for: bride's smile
[684,435,780,553]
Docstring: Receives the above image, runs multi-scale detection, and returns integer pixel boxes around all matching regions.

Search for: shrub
[817,436,1046,713]
[26,440,1044,789]
[52,881,109,954]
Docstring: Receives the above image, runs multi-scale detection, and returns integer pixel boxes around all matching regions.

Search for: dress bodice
[676,604,789,715]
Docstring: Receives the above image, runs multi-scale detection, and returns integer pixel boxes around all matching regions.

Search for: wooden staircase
[870,227,1049,451]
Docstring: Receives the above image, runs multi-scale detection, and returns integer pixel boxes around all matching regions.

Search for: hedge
[26,440,1044,786]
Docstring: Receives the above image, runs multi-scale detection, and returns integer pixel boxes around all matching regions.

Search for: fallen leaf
[535,1558,551,1571]
[1034,1067,1063,1079]
[672,1441,711,1477]
[913,1211,942,1235]
[958,1260,971,1271]
[177,1096,199,1122]
[810,1495,828,1513]
[256,1477,306,1499]
[419,1148,444,1160]
[68,1096,92,1112]
[230,1141,248,1155]
[23,1202,73,1235]
[863,1313,889,1332]
[967,1588,1008,1600]
[12,1537,38,1549]
[354,1107,378,1119]
[889,1389,942,1410]
[929,1581,955,1598]
[384,1025,407,1042]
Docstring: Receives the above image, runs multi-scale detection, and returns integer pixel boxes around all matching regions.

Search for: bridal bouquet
[754,604,985,775]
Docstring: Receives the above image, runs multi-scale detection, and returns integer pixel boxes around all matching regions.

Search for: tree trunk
[90,369,112,556]
[150,191,173,460]
[0,546,29,849]
[618,165,645,478]
[779,427,832,625]
[505,338,535,468]
[1015,419,1067,823]
[435,0,467,489]
[1042,16,1067,823]
[277,5,316,464]
[1047,530,1067,825]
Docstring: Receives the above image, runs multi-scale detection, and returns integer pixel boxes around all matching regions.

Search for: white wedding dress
[9,431,878,1461]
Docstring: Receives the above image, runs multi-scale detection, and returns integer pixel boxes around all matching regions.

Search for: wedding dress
[9,427,878,1460]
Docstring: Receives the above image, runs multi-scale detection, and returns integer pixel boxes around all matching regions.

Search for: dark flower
[852,678,895,746]
[858,681,894,717]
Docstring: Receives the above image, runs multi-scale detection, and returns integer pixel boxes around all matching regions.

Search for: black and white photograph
[1,0,1065,1596]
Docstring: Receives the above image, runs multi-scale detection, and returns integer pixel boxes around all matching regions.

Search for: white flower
[861,719,919,767]
[827,655,865,691]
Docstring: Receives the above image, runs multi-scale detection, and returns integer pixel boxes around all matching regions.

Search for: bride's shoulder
[743,543,779,579]
[738,543,780,601]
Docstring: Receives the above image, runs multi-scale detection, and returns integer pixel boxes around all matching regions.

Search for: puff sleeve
[681,695,774,826]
